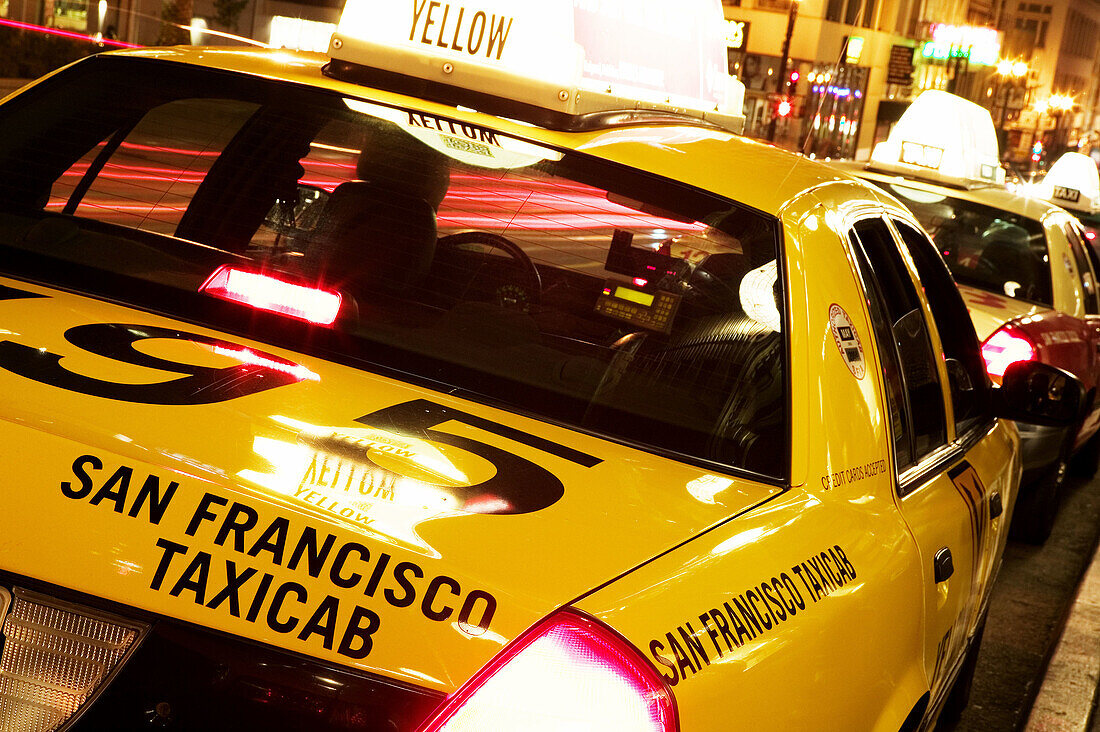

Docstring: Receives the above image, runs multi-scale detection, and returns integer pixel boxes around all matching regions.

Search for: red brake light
[981,326,1036,378]
[417,610,677,732]
[200,266,342,326]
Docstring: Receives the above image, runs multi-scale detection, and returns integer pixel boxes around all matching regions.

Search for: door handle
[934,547,954,583]
[989,491,1003,520]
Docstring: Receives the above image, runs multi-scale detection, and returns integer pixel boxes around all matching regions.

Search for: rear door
[846,215,1011,708]
[890,218,1016,616]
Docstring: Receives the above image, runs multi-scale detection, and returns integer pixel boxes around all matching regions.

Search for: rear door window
[1063,222,1100,314]
[848,218,948,478]
[891,219,990,437]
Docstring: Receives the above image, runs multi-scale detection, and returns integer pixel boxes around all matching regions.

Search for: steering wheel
[435,231,542,309]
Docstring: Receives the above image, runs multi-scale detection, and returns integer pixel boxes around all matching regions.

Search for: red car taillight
[200,265,343,325]
[417,610,677,732]
[981,326,1036,379]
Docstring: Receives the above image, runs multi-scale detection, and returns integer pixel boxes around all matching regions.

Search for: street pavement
[943,467,1100,731]
[1027,536,1100,731]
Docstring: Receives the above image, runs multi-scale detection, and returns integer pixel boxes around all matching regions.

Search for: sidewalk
[1024,539,1100,731]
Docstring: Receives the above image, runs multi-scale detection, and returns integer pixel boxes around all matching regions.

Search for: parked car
[834,90,1100,542]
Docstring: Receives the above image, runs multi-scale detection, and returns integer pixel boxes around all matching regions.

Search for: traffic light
[777,99,793,117]
[1031,139,1043,163]
[789,70,799,84]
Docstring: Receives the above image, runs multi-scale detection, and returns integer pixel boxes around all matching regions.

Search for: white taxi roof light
[1036,152,1100,213]
[329,0,745,134]
[200,265,343,326]
[417,610,676,732]
[869,90,1006,187]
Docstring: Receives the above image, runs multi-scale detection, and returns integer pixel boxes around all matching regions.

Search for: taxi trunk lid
[958,283,1050,341]
[0,276,780,694]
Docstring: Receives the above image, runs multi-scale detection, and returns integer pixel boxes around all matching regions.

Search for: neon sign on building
[920,24,1001,67]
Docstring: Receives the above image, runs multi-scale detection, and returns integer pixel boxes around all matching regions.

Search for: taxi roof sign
[868,90,1005,187]
[1035,152,1100,214]
[326,0,746,134]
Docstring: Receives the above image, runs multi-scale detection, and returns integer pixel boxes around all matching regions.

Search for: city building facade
[723,0,1100,168]
[2,0,1100,167]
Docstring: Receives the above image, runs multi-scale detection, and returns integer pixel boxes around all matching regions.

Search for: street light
[996,59,1028,78]
[1030,94,1076,172]
[992,59,1029,159]
[767,0,800,143]
[1048,93,1075,113]
[1049,94,1076,161]
[993,59,1028,145]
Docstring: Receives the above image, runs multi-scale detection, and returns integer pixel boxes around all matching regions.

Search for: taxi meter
[326,0,746,133]
[594,230,684,334]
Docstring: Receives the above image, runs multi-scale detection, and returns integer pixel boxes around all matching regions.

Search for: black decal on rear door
[0,323,303,403]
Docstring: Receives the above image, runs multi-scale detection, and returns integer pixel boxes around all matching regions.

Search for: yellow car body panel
[0,274,788,693]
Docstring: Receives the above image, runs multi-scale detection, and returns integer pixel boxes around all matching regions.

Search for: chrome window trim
[898,417,999,497]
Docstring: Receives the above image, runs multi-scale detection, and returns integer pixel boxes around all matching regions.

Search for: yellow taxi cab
[0,2,1082,729]
[832,91,1100,542]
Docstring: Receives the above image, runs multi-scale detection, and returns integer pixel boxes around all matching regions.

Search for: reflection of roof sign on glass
[1035,152,1100,214]
[869,90,1006,187]
[343,98,563,169]
[739,260,782,333]
[327,0,746,133]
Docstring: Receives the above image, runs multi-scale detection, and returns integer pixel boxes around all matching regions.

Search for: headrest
[355,126,451,209]
[981,220,1029,248]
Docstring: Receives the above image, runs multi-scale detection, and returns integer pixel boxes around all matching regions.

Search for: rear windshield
[0,56,788,480]
[877,181,1051,306]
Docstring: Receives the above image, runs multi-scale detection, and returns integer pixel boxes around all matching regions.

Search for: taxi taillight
[416,610,677,732]
[981,326,1036,379]
[199,265,342,325]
